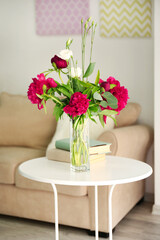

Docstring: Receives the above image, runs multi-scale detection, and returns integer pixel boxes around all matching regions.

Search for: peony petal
[99,78,104,84]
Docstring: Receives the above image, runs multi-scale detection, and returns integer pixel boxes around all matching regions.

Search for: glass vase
[70,117,90,172]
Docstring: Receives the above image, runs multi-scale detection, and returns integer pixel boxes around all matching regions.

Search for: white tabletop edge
[18,157,153,187]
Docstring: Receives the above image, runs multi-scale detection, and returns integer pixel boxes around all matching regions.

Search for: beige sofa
[0,92,153,234]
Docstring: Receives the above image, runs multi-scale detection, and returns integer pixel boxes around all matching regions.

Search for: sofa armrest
[98,124,153,162]
[88,124,153,232]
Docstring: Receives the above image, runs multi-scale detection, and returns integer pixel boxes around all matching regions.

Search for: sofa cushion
[0,147,46,184]
[15,169,88,197]
[0,92,57,149]
[115,102,141,128]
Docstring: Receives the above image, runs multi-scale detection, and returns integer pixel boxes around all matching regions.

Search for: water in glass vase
[70,117,90,172]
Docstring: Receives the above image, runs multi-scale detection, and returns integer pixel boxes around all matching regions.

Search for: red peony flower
[51,55,68,69]
[63,92,90,118]
[27,73,57,110]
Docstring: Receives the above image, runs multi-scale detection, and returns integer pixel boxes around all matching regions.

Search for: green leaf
[89,106,98,112]
[110,84,116,89]
[48,94,63,105]
[89,117,97,124]
[71,78,85,92]
[61,97,69,105]
[83,88,92,98]
[99,114,104,127]
[77,79,92,87]
[108,115,117,126]
[52,62,58,70]
[43,84,47,93]
[36,94,43,99]
[83,88,90,95]
[62,83,74,94]
[100,101,108,108]
[100,87,105,93]
[95,70,100,85]
[99,109,118,116]
[42,99,47,114]
[53,104,63,121]
[83,62,96,78]
[47,88,53,94]
[58,86,71,98]
[93,92,103,101]
[54,80,60,86]
[92,86,99,95]
[102,92,118,109]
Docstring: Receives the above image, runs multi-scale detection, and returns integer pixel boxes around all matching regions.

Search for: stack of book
[47,138,111,163]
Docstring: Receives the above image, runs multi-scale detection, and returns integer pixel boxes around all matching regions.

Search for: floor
[0,201,160,240]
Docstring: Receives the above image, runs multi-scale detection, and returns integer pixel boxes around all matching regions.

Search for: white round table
[19,156,152,240]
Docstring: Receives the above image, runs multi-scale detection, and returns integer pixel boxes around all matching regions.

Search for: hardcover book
[47,148,106,163]
[55,138,111,155]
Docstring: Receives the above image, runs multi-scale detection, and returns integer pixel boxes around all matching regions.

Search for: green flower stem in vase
[70,117,90,172]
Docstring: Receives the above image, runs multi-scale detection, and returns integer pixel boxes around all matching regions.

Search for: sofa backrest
[0,92,57,149]
[0,92,141,149]
[115,102,141,128]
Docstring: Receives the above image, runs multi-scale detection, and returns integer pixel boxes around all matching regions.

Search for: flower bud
[85,22,88,29]
[87,17,92,22]
[43,84,47,93]
[51,55,68,69]
[66,38,73,48]
[58,49,73,60]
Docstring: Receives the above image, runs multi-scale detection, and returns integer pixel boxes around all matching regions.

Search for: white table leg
[51,183,59,240]
[95,185,98,240]
[108,185,116,240]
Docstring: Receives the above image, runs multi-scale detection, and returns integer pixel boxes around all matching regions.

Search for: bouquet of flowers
[27,18,129,171]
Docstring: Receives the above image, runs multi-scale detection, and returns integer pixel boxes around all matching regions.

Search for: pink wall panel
[35,0,90,35]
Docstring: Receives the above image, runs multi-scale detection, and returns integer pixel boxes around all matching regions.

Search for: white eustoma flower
[58,49,73,60]
[71,67,82,78]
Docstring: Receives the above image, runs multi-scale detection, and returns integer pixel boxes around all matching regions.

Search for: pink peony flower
[63,92,90,118]
[27,73,57,110]
[51,55,68,69]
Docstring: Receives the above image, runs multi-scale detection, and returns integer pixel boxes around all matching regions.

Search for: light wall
[0,0,154,193]
[153,0,160,214]
[0,0,154,126]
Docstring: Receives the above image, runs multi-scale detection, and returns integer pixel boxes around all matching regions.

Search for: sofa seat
[0,147,45,184]
[15,168,88,197]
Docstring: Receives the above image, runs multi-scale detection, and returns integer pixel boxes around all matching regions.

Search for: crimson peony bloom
[106,76,121,87]
[99,76,129,123]
[27,73,57,110]
[99,78,110,91]
[63,92,90,118]
[107,76,129,113]
[51,55,68,69]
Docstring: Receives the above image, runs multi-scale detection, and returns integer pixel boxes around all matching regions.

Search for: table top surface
[18,156,152,186]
